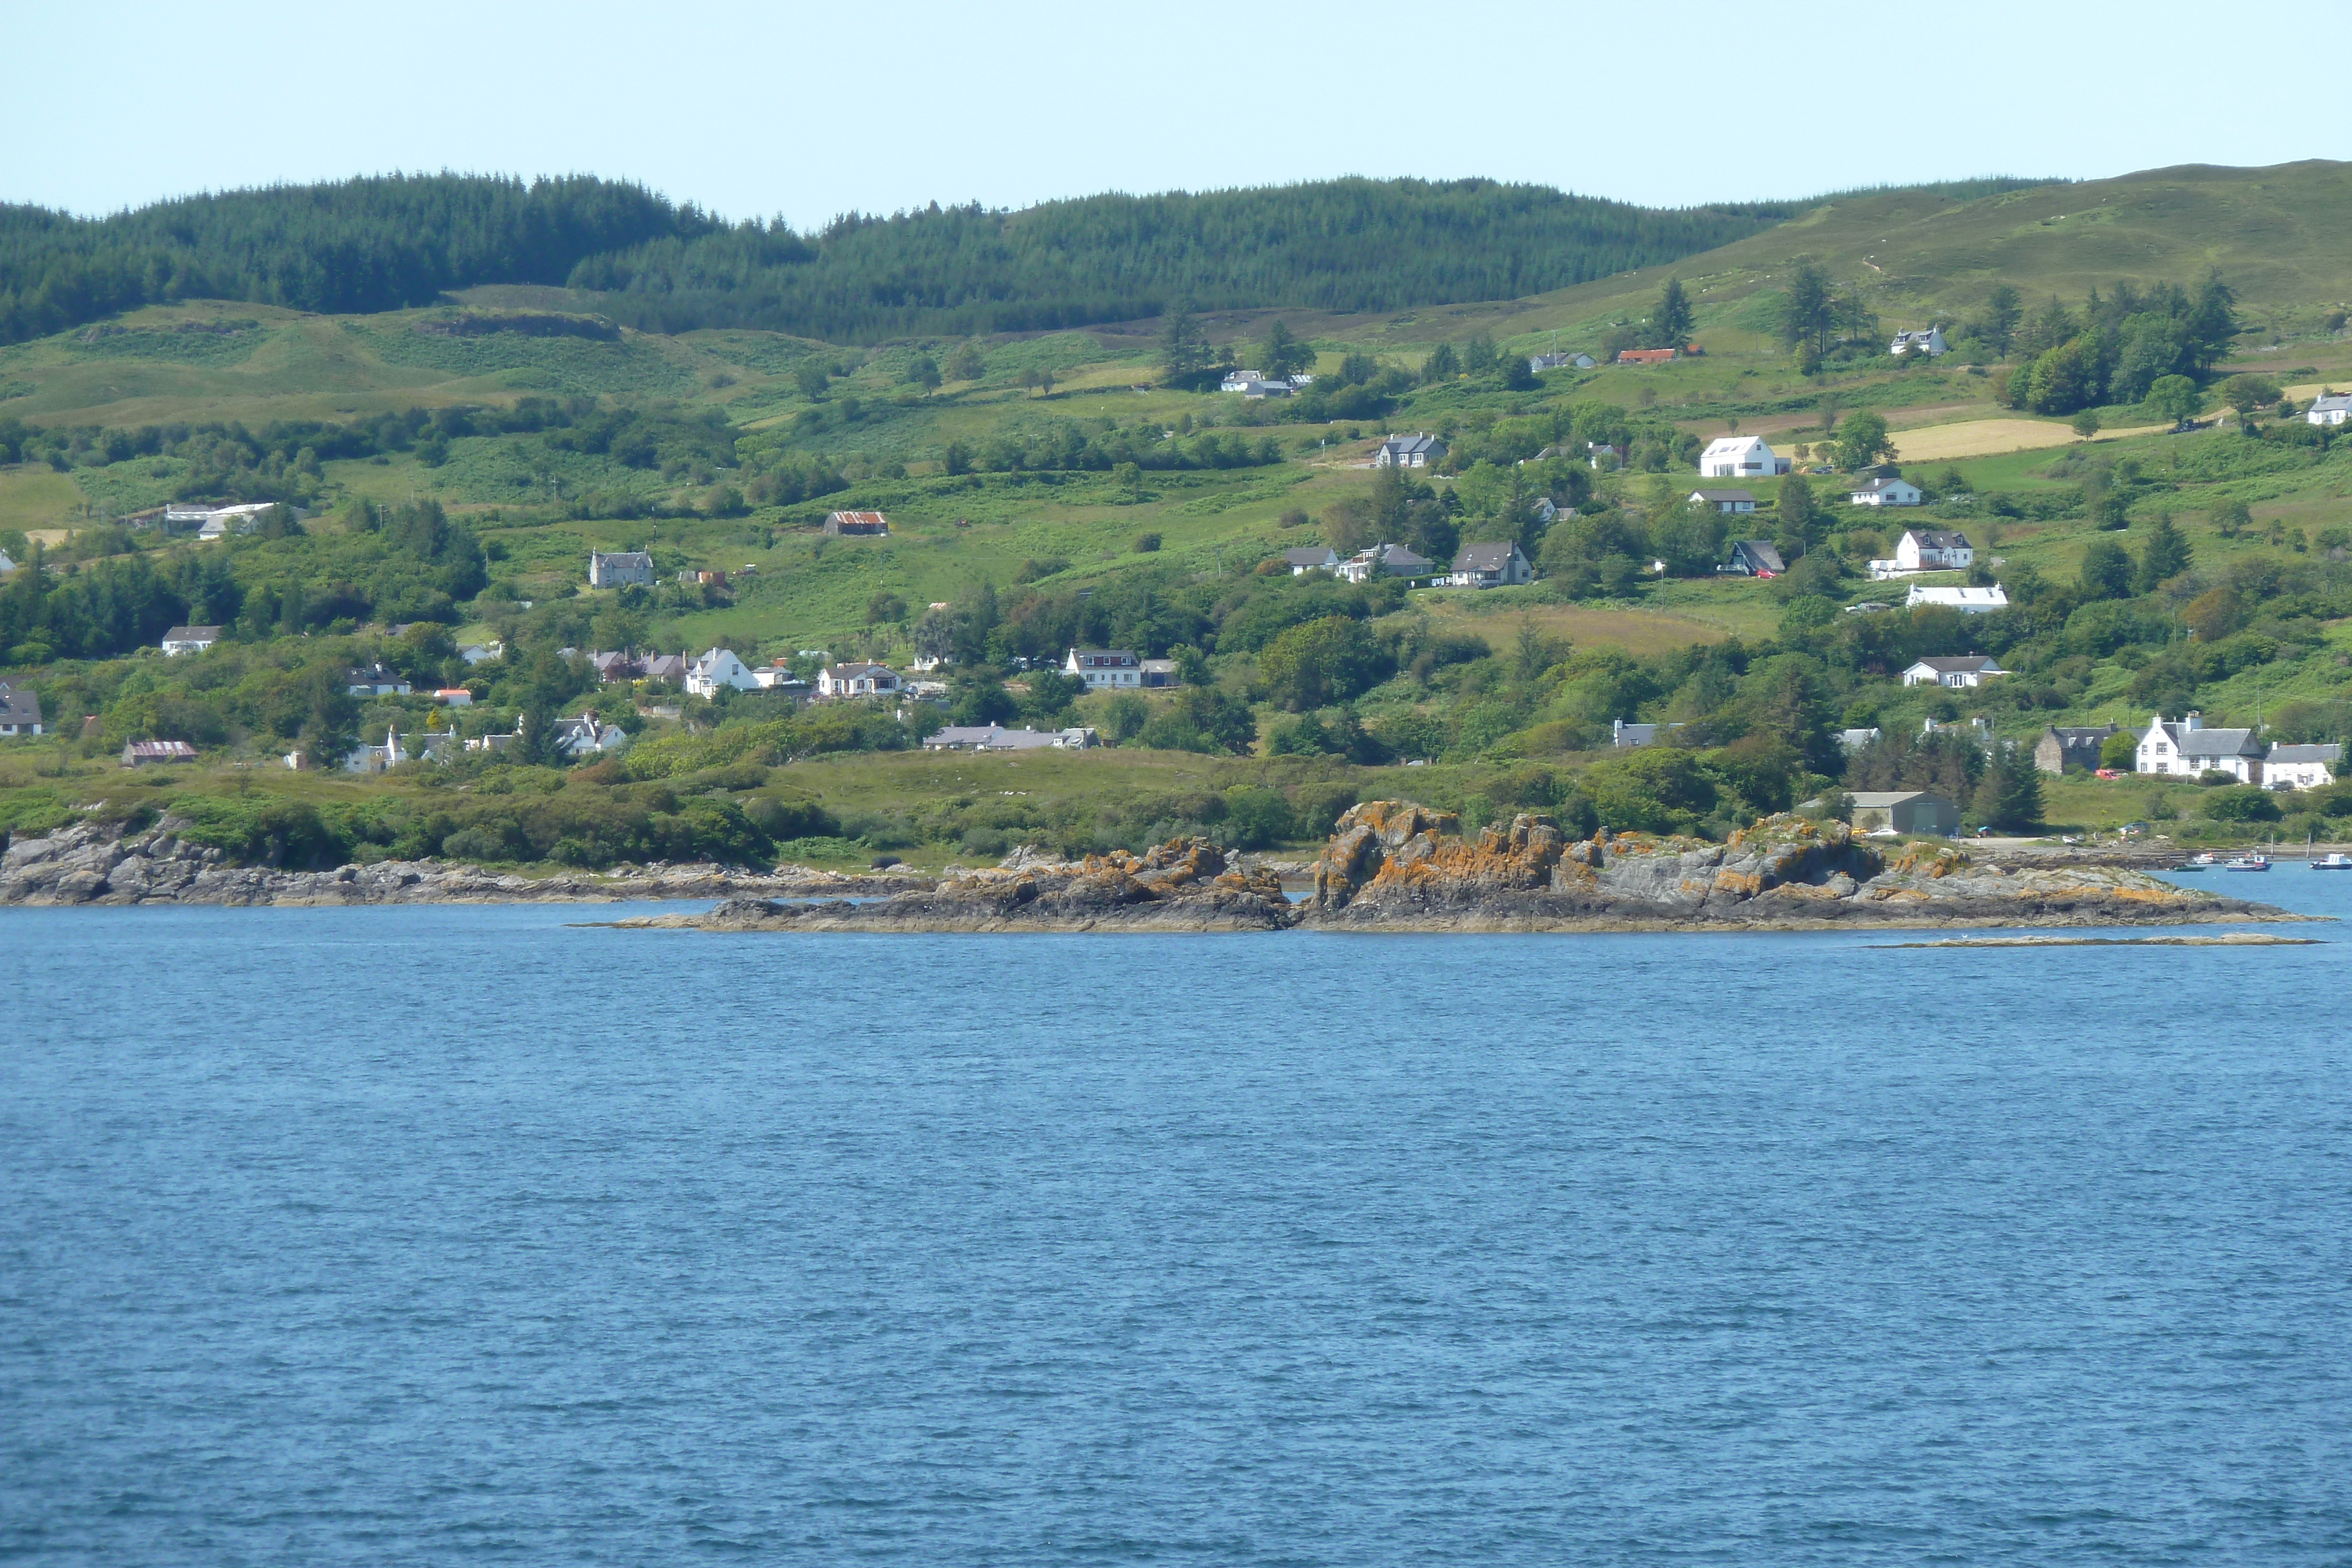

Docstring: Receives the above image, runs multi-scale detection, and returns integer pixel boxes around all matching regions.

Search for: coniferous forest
[1,173,1792,346]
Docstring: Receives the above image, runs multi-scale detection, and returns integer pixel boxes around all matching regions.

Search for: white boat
[2174,852,2215,871]
[2311,853,2352,870]
[2219,854,2271,872]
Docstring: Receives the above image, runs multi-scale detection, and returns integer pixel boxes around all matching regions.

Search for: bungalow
[1336,543,1435,583]
[195,502,297,540]
[1696,436,1790,479]
[823,510,891,536]
[751,663,811,694]
[1850,476,1923,507]
[2264,741,2341,790]
[1372,433,1447,469]
[685,647,761,696]
[1895,529,1974,570]
[2034,724,2119,774]
[1065,648,1142,690]
[921,725,1098,752]
[587,550,656,589]
[1140,658,1182,688]
[2305,392,2351,427]
[1586,442,1622,469]
[1845,790,1959,837]
[0,683,44,737]
[434,688,475,706]
[346,664,412,696]
[2136,713,2264,782]
[814,661,900,699]
[1889,327,1949,357]
[1723,539,1786,576]
[1902,654,2007,688]
[1218,369,1263,393]
[459,641,503,665]
[1905,584,2007,613]
[1689,487,1758,514]
[122,739,199,766]
[1282,546,1341,575]
[1449,541,1532,589]
[160,624,222,657]
[1616,347,1678,365]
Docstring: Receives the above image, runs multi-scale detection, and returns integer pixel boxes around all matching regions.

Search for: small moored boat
[2173,852,2216,871]
[2220,853,2271,872]
[2311,852,2352,871]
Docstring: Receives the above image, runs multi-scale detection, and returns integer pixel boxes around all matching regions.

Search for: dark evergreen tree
[1652,276,1693,347]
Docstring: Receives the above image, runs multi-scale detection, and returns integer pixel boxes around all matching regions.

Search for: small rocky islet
[0,802,2303,934]
[626,801,2296,935]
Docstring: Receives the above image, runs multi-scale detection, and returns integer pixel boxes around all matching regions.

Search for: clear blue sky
[9,0,2325,223]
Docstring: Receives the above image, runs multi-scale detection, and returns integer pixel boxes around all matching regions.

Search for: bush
[1221,786,1297,849]
[2203,786,2283,823]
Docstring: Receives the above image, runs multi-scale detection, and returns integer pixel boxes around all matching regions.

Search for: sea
[4,870,2350,1565]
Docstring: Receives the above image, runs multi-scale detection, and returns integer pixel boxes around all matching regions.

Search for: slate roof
[1732,540,1786,573]
[1909,656,2003,673]
[162,625,222,643]
[1691,488,1757,504]
[1905,528,1973,549]
[2267,743,2342,763]
[0,684,42,727]
[1452,543,1521,574]
[1283,547,1339,569]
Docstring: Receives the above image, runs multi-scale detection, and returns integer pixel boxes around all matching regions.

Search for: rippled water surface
[5,877,2351,1564]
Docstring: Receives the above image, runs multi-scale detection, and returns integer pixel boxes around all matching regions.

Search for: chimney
[2183,711,2203,732]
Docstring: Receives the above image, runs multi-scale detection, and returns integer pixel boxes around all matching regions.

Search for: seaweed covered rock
[1306,802,2279,930]
[670,837,1298,933]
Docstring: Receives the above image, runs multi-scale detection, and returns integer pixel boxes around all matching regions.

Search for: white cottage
[684,647,760,696]
[2136,713,2265,782]
[1696,435,1790,479]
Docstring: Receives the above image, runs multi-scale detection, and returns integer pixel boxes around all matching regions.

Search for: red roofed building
[823,511,890,536]
[1616,348,1680,365]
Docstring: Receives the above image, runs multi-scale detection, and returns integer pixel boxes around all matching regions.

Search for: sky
[8,1,2329,224]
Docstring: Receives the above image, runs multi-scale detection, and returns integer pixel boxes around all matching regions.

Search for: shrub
[2203,786,2282,823]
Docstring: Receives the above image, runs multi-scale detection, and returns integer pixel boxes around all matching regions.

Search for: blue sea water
[4,874,2351,1565]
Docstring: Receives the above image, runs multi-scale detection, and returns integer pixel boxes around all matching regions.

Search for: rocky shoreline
[610,804,2303,937]
[0,817,933,907]
[1,805,2311,933]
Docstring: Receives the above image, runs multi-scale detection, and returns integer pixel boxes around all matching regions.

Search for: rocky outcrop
[0,817,932,907]
[1304,802,2290,931]
[633,837,1297,934]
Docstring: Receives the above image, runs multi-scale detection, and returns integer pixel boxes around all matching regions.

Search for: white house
[814,661,900,699]
[589,550,656,589]
[1065,648,1142,690]
[1902,655,2007,688]
[2263,742,2340,790]
[1449,541,1532,589]
[2136,713,2265,782]
[2306,393,2351,427]
[684,647,760,696]
[1850,476,1924,507]
[1336,543,1435,583]
[1689,487,1757,514]
[1905,584,2008,613]
[1696,435,1790,479]
[194,502,296,540]
[1890,327,1949,357]
[346,664,411,697]
[549,714,632,757]
[1895,529,1974,570]
[1372,433,1446,468]
[159,625,222,657]
[1282,546,1341,575]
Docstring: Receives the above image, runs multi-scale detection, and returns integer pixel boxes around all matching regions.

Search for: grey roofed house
[1902,655,2007,687]
[639,653,689,682]
[2034,723,2119,774]
[1449,541,1531,587]
[1690,488,1758,513]
[587,550,656,589]
[1371,433,1446,468]
[1843,790,1960,837]
[1724,539,1786,576]
[1838,727,1882,751]
[0,683,44,735]
[160,624,223,656]
[2267,742,2342,764]
[921,724,1097,752]
[1282,546,1341,573]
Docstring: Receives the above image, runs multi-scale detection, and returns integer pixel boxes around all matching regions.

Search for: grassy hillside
[6,159,2352,865]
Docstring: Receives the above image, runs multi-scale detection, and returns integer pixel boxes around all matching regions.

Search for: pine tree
[1653,277,1693,347]
[2136,512,2194,591]
[1158,305,1210,383]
